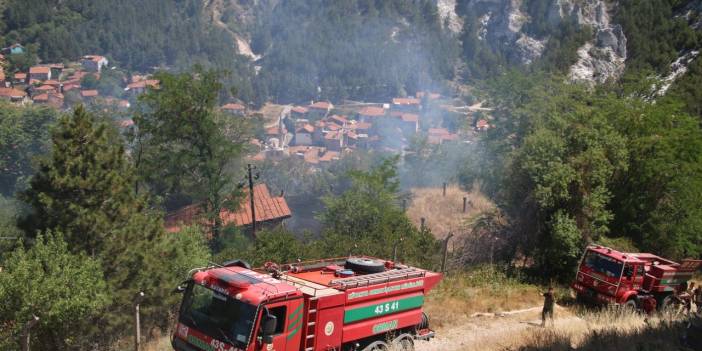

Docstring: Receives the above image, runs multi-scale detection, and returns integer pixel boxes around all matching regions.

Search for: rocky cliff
[460,0,627,84]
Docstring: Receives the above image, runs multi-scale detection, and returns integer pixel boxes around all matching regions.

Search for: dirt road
[416,306,582,351]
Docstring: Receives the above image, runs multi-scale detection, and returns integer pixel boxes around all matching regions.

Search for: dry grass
[406,184,494,240]
[424,267,544,329]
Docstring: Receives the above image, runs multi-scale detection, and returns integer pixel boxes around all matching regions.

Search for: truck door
[260,299,304,351]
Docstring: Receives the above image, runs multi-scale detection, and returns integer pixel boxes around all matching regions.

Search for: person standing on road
[541,287,555,327]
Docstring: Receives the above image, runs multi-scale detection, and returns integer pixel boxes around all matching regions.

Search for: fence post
[462,197,467,213]
[134,291,145,351]
[440,233,454,273]
[442,182,447,197]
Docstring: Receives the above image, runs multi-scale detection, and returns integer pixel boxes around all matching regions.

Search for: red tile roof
[63,84,80,92]
[349,121,372,130]
[32,93,49,102]
[118,119,134,128]
[164,183,291,232]
[292,106,309,114]
[36,85,56,91]
[14,73,27,80]
[400,113,419,122]
[265,126,280,136]
[0,88,27,98]
[476,119,489,129]
[319,151,340,162]
[29,66,50,74]
[392,97,420,105]
[309,101,333,110]
[81,89,98,97]
[297,124,315,133]
[358,106,386,117]
[222,103,245,111]
[82,55,106,63]
[329,115,348,125]
[326,123,341,131]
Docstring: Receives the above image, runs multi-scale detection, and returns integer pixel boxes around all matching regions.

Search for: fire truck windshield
[180,283,258,348]
[583,251,624,278]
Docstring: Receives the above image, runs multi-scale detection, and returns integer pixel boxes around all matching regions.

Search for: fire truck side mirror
[173,280,190,293]
[261,314,277,344]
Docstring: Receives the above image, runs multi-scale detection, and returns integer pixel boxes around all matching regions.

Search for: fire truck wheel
[363,341,389,351]
[392,336,414,351]
[345,258,386,274]
[623,298,637,311]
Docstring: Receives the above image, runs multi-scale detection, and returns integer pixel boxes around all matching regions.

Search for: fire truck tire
[392,335,414,351]
[362,341,389,351]
[346,258,386,274]
[623,298,637,311]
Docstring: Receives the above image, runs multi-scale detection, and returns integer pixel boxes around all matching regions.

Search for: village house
[357,106,386,122]
[307,101,333,120]
[291,106,309,119]
[427,128,459,145]
[294,124,315,146]
[319,150,341,165]
[221,103,246,116]
[62,83,80,92]
[164,183,291,235]
[391,97,421,112]
[2,43,25,55]
[81,55,109,72]
[33,92,64,109]
[35,84,57,94]
[0,87,28,103]
[125,79,159,95]
[324,130,344,151]
[13,73,27,85]
[398,113,420,134]
[80,89,99,101]
[475,119,490,131]
[28,66,51,81]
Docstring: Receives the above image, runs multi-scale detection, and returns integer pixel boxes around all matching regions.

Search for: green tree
[19,105,210,341]
[133,67,251,238]
[0,102,57,196]
[0,232,110,350]
[319,157,439,267]
[20,105,134,255]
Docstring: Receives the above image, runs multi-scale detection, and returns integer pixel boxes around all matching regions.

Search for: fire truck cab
[571,245,702,310]
[172,257,442,351]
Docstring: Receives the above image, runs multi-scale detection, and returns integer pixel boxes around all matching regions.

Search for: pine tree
[19,105,211,341]
[21,105,135,255]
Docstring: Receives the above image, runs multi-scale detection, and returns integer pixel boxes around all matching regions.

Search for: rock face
[558,0,627,84]
[461,0,627,83]
[436,0,464,33]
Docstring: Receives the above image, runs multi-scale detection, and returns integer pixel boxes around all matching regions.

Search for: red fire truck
[171,257,442,351]
[571,245,702,310]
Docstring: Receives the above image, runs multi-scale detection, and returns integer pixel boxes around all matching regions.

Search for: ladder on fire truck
[304,297,319,351]
[330,267,426,289]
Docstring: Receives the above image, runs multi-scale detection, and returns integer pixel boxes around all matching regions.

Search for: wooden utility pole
[134,291,145,351]
[442,182,447,196]
[248,164,257,239]
[20,315,39,351]
[462,197,467,213]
